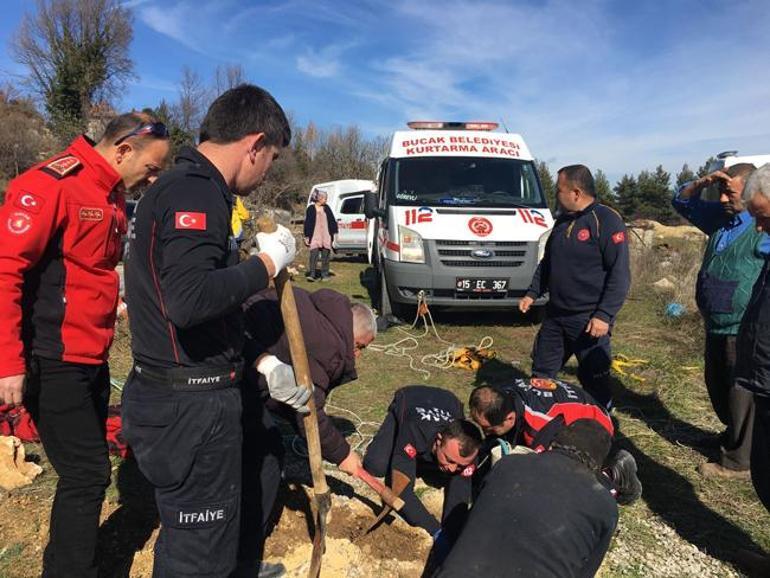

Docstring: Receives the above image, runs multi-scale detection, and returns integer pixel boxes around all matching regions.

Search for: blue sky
[1,0,769,184]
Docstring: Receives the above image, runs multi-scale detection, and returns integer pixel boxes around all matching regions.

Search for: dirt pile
[263,482,433,577]
[628,219,706,248]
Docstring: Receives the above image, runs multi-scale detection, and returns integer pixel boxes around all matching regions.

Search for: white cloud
[296,51,340,78]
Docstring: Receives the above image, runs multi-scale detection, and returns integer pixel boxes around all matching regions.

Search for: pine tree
[614,174,639,220]
[535,159,555,209]
[676,163,696,188]
[697,156,717,178]
[594,169,619,210]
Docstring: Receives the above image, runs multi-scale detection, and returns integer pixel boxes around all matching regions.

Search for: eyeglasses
[114,122,170,146]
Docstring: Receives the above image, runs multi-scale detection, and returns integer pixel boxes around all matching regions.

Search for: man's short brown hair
[99,111,161,150]
[438,419,483,457]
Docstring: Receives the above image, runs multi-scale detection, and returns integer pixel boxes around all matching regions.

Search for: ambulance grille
[434,240,529,268]
[435,240,527,247]
[443,260,524,268]
[438,249,526,257]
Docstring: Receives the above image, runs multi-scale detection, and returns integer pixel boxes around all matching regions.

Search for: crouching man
[363,386,481,546]
[469,378,642,504]
[432,420,619,577]
[236,288,377,574]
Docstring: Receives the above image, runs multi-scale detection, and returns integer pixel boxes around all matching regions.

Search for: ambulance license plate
[455,278,508,293]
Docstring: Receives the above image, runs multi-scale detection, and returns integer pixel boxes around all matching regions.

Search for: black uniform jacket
[435,451,618,578]
[126,146,270,368]
[527,202,630,323]
[376,386,473,534]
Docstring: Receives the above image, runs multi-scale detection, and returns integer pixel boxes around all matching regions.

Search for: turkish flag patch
[175,212,207,231]
[460,464,476,477]
[403,444,417,459]
[14,191,45,215]
[612,231,626,244]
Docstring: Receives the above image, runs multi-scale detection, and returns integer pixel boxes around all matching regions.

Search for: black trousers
[232,388,285,577]
[751,395,770,512]
[531,311,613,408]
[704,333,754,470]
[25,357,111,578]
[121,374,243,578]
[308,248,331,278]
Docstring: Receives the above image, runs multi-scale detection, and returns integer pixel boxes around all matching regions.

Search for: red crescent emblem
[468,217,493,237]
[577,228,590,242]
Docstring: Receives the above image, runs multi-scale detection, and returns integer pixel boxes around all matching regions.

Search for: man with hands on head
[122,84,296,578]
[0,111,169,578]
[519,164,630,409]
[672,163,762,479]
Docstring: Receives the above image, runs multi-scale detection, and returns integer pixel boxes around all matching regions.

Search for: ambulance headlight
[398,226,425,264]
[537,230,551,263]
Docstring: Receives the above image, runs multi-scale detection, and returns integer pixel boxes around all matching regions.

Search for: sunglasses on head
[114,122,170,146]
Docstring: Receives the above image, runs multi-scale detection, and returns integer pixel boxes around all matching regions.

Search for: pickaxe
[257,217,329,578]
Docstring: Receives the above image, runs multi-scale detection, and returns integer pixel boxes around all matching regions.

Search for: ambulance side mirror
[363,191,384,219]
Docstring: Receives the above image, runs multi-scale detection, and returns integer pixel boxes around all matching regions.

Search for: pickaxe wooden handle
[257,217,329,578]
[355,468,405,511]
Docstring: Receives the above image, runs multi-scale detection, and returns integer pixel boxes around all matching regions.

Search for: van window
[340,195,364,214]
[390,157,546,208]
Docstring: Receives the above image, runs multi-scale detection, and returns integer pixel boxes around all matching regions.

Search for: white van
[707,150,770,172]
[364,121,554,319]
[701,150,770,200]
[307,179,375,254]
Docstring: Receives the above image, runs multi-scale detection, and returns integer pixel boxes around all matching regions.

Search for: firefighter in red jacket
[0,112,169,578]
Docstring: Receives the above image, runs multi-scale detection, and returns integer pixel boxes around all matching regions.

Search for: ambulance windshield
[391,157,546,208]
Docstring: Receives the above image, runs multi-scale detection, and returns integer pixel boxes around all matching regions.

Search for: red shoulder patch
[530,378,557,391]
[7,212,32,235]
[14,191,45,215]
[403,444,417,459]
[612,231,626,244]
[43,156,81,178]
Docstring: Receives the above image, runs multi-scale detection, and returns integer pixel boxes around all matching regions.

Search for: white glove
[256,224,296,278]
[257,355,311,414]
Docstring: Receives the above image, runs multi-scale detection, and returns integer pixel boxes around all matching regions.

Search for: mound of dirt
[628,220,706,246]
[264,482,433,577]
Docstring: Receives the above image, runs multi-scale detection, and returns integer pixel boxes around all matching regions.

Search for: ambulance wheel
[378,268,413,322]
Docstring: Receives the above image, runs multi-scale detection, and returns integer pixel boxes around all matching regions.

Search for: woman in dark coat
[303,189,338,281]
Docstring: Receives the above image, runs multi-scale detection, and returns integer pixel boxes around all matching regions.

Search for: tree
[213,64,245,96]
[0,86,56,195]
[11,0,134,143]
[636,165,676,223]
[593,169,617,207]
[676,163,695,188]
[697,156,717,178]
[148,100,195,157]
[614,174,639,220]
[535,160,555,208]
[174,67,208,138]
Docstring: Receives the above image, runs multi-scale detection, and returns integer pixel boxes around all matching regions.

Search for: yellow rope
[611,354,649,382]
[369,291,496,379]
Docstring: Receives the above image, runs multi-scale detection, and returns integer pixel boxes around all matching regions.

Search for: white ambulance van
[701,150,770,200]
[307,179,375,254]
[364,121,554,319]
